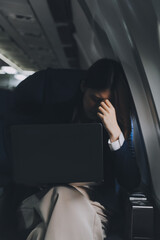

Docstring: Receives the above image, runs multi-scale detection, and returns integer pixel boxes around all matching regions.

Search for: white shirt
[108,131,125,151]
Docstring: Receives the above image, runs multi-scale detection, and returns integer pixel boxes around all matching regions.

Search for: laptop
[10,123,103,185]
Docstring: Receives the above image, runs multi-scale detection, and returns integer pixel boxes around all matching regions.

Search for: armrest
[124,191,154,240]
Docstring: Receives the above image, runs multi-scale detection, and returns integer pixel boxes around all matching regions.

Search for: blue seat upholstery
[14,68,86,107]
[4,68,86,181]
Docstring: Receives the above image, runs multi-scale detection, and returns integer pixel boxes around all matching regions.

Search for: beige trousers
[19,185,107,240]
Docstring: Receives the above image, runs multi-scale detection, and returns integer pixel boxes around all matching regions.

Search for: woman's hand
[97,99,121,142]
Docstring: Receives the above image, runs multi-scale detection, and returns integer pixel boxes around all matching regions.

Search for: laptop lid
[10,123,103,185]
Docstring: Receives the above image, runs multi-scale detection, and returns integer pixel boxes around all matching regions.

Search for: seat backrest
[14,68,86,108]
[3,68,86,181]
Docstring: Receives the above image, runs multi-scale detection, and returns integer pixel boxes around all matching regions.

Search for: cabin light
[1,66,17,74]
[22,70,35,76]
[14,74,26,81]
[0,69,5,74]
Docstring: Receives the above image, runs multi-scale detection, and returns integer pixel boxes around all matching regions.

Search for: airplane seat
[3,68,143,240]
[2,68,87,238]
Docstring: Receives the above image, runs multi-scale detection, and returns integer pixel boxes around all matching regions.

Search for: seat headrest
[14,68,86,108]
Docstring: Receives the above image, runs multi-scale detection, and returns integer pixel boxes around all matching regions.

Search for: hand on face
[97,99,121,142]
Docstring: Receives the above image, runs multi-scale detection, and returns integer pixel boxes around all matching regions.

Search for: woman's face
[82,87,111,120]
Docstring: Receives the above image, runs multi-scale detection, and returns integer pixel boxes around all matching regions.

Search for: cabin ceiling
[0,0,79,71]
[0,0,159,74]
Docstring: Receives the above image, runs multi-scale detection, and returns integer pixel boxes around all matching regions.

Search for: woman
[18,59,140,240]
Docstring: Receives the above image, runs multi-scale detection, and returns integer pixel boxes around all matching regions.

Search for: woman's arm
[97,99,141,191]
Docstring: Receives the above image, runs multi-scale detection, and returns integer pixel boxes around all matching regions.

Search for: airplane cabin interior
[0,0,160,239]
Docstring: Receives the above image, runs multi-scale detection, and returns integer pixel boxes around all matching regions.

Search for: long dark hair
[84,58,132,139]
